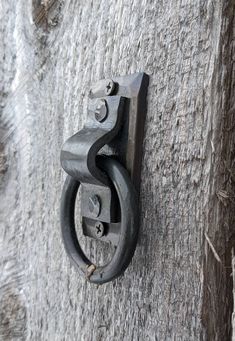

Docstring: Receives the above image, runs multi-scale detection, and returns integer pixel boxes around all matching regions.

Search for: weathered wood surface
[1,1,235,340]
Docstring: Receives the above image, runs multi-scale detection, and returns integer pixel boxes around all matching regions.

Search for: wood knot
[0,289,27,341]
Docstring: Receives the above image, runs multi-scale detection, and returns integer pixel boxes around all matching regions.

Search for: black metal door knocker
[60,73,149,284]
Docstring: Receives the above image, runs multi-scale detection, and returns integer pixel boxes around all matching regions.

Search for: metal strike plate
[82,72,149,243]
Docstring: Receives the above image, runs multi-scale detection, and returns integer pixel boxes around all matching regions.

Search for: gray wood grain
[1,1,235,340]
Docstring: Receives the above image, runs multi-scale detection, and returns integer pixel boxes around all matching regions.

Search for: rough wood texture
[1,1,235,340]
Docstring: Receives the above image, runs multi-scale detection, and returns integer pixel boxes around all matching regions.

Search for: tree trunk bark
[0,1,235,340]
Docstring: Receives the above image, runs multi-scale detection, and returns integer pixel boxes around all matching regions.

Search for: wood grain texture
[0,0,235,340]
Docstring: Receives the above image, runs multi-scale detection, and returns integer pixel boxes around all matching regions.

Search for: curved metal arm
[60,96,125,186]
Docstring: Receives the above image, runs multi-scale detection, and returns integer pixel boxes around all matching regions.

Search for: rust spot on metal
[86,264,96,280]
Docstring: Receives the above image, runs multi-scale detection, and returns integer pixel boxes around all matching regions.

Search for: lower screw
[94,221,105,238]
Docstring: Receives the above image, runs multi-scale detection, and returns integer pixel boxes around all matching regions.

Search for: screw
[88,195,101,217]
[105,79,115,96]
[95,99,108,122]
[94,221,105,238]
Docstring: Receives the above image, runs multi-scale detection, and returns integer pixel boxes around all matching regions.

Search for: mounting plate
[82,72,149,243]
[98,72,149,192]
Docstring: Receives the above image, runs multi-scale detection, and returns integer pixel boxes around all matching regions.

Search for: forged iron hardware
[60,72,149,284]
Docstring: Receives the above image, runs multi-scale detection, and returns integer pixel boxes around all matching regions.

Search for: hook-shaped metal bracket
[61,72,149,241]
[61,95,125,223]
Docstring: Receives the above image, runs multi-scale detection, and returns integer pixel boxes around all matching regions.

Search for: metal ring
[60,156,139,284]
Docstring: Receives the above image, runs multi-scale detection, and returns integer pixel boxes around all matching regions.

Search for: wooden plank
[0,0,235,340]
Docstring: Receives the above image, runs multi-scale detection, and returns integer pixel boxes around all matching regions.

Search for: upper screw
[105,79,115,96]
[88,195,101,217]
[95,99,108,122]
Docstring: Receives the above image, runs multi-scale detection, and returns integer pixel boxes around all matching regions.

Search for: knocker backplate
[82,72,149,244]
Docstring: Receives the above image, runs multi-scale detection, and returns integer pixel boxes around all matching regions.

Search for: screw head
[105,79,115,96]
[94,221,105,238]
[95,99,108,122]
[88,195,101,217]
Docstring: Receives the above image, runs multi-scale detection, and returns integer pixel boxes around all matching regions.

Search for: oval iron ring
[60,156,139,284]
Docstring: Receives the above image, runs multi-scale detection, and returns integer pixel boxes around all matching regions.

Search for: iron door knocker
[60,72,149,284]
